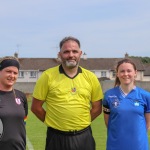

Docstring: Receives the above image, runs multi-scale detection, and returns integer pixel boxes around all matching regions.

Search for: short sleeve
[143,91,150,113]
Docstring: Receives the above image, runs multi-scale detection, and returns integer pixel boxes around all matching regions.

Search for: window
[112,71,116,78]
[30,71,36,78]
[91,70,95,74]
[101,71,106,77]
[18,71,24,78]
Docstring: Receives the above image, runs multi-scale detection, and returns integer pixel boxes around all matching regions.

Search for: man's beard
[65,60,78,69]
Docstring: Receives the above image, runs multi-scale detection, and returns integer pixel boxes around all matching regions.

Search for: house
[80,57,145,81]
[14,53,146,83]
[143,63,150,81]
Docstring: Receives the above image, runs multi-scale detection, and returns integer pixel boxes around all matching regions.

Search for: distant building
[10,53,147,83]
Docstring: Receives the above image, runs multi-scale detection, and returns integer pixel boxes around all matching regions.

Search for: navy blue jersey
[103,86,150,150]
[0,89,28,150]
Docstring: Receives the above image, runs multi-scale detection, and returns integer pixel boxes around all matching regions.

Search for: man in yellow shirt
[31,36,103,150]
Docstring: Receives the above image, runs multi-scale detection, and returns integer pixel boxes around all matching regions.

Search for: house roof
[19,58,61,71]
[143,63,150,76]
[18,57,144,71]
[80,58,144,71]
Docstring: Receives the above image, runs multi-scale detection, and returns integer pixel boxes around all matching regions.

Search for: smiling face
[59,40,82,69]
[0,66,19,90]
[117,62,137,86]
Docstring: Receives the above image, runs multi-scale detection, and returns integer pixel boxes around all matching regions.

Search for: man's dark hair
[59,36,80,49]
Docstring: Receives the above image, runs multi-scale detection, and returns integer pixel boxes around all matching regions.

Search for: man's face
[59,40,82,69]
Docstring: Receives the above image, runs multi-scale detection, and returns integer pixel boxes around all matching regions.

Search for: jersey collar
[59,65,82,79]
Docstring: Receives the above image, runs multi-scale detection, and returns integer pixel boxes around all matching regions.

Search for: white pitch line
[26,136,34,150]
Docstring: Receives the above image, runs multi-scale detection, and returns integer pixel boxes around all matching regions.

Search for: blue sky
[0,0,150,58]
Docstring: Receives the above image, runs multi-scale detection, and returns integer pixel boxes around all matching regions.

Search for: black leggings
[45,126,95,150]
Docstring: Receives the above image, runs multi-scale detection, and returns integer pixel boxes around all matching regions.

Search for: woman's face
[0,66,19,89]
[117,62,137,86]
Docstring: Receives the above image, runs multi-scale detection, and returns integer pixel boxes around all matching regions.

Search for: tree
[130,56,150,64]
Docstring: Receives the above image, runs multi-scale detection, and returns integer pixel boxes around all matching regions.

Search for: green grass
[26,109,46,150]
[26,101,46,150]
[26,101,107,150]
[26,101,150,150]
[91,115,107,150]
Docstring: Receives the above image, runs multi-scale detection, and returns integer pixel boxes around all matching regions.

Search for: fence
[14,80,150,94]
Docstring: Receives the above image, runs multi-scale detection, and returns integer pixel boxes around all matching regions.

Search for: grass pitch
[26,101,106,150]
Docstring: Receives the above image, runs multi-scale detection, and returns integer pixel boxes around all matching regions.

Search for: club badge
[15,98,21,105]
[134,100,140,106]
[112,98,120,108]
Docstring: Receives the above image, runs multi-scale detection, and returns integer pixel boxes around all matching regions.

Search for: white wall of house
[136,72,141,81]
[17,70,42,83]
[143,76,150,81]
[16,69,148,83]
[91,70,111,79]
[135,71,144,81]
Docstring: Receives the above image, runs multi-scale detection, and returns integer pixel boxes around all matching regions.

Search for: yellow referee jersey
[33,65,103,131]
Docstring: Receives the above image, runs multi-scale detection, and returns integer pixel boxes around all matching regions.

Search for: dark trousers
[45,126,95,150]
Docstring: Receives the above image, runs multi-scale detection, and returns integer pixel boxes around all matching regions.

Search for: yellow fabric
[33,65,103,131]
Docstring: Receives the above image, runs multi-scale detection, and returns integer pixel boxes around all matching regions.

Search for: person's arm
[24,93,28,125]
[31,97,46,122]
[145,113,150,130]
[90,100,102,121]
[103,113,109,127]
[103,105,110,127]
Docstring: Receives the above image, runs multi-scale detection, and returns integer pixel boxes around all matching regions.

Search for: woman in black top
[0,56,28,150]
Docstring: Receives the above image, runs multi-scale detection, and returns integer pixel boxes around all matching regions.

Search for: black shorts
[45,126,95,150]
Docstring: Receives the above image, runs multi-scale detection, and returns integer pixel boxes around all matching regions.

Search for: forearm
[145,113,150,131]
[32,108,46,122]
[31,98,46,122]
[90,100,102,121]
[103,113,109,127]
[90,108,102,121]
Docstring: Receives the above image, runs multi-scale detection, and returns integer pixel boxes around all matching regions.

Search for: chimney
[125,52,129,58]
[82,52,87,60]
[14,52,18,58]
